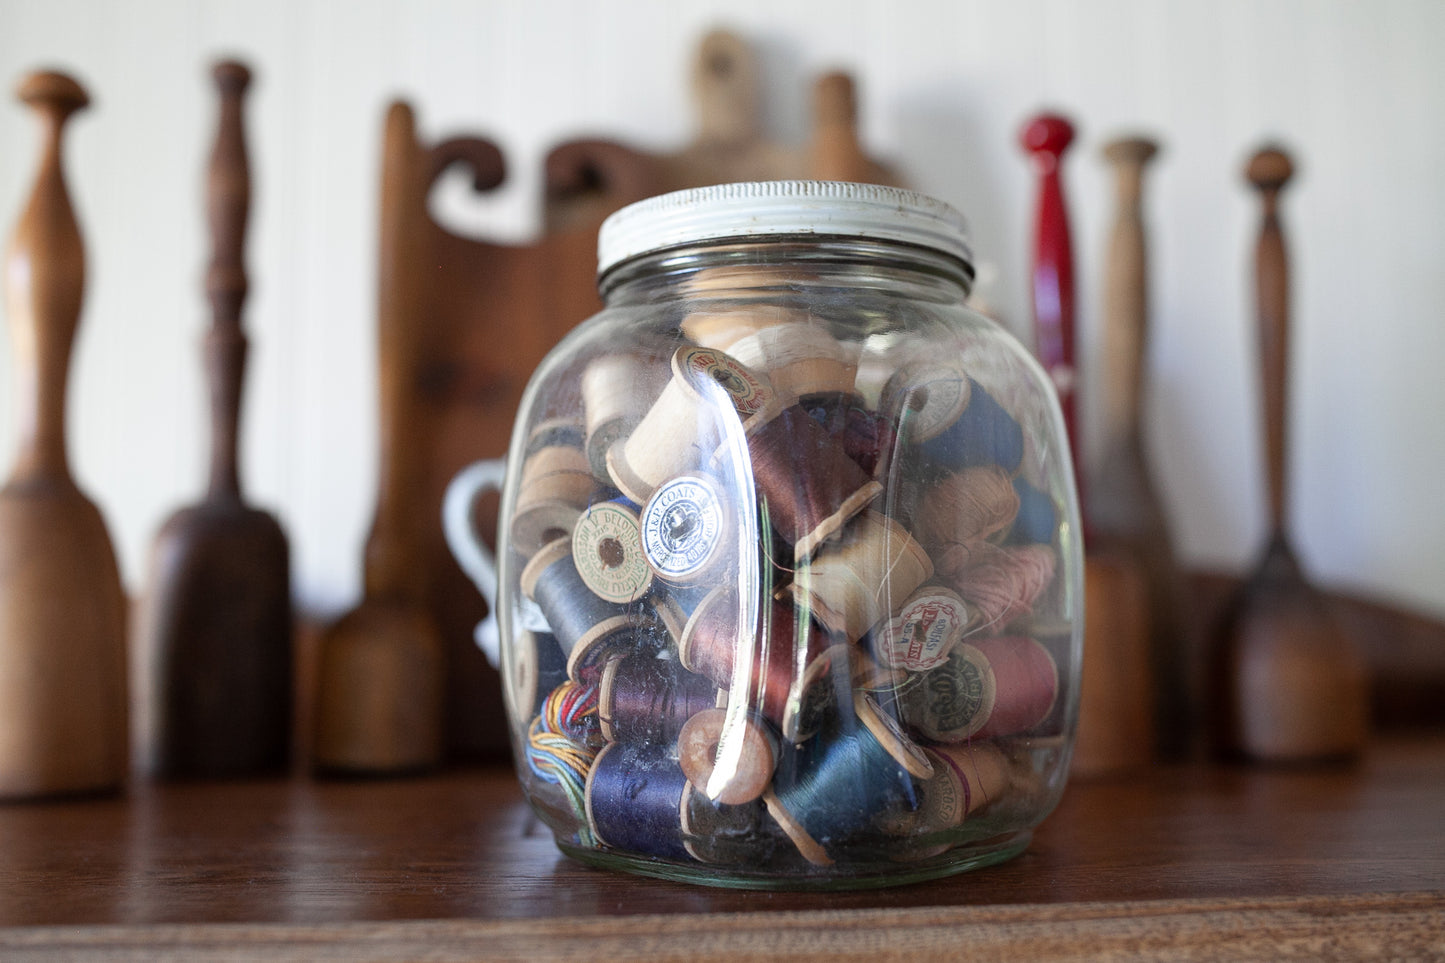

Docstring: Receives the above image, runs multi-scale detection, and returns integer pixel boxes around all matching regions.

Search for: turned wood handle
[1246,146,1295,535]
[1100,136,1160,453]
[204,60,252,502]
[692,29,759,146]
[1020,113,1080,472]
[364,102,431,599]
[3,71,90,487]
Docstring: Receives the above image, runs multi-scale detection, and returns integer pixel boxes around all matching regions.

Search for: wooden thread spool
[585,742,692,862]
[787,510,934,642]
[918,465,1022,548]
[900,635,1058,742]
[597,652,719,745]
[724,322,860,402]
[871,585,971,672]
[679,587,841,742]
[640,474,735,586]
[511,443,597,558]
[891,744,1012,854]
[0,71,129,799]
[740,404,882,558]
[883,362,1025,473]
[938,541,1056,632]
[881,358,971,444]
[607,345,776,504]
[677,707,779,805]
[520,537,649,682]
[763,692,933,866]
[582,353,662,484]
[680,304,803,350]
[571,498,652,603]
[680,786,780,866]
[512,628,569,720]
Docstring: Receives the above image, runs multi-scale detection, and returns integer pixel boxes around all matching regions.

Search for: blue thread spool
[1008,477,1059,545]
[920,379,1024,473]
[521,537,651,682]
[585,742,692,862]
[763,692,934,866]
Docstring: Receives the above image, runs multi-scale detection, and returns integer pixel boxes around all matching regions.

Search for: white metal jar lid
[596,180,974,279]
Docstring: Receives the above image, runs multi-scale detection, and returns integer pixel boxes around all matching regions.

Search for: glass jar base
[556,829,1032,891]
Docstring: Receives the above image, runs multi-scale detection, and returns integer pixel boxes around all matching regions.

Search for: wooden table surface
[2,735,1443,961]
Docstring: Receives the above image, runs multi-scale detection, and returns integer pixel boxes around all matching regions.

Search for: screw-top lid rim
[597,180,973,279]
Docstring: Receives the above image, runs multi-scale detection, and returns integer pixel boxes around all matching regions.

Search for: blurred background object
[1,1,1443,765]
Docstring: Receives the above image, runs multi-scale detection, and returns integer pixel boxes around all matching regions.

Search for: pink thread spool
[739,404,882,559]
[971,636,1059,740]
[938,541,1056,632]
[678,587,842,742]
[899,635,1058,742]
[786,510,934,642]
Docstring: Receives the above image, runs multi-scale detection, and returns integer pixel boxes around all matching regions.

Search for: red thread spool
[740,404,882,558]
[679,588,842,742]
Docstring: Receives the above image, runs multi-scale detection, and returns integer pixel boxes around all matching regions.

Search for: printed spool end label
[642,475,728,582]
[572,501,652,603]
[876,587,970,672]
[677,345,776,417]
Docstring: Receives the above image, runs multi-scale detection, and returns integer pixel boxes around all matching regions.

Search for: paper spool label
[641,475,727,582]
[677,346,775,418]
[876,588,969,672]
[882,360,971,442]
[571,502,652,603]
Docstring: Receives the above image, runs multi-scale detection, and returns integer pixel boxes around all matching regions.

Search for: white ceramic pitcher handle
[442,457,508,666]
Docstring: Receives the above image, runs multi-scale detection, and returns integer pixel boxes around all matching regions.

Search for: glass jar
[448,181,1083,889]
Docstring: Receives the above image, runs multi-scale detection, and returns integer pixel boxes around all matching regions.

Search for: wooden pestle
[0,71,128,798]
[133,61,293,778]
[1088,136,1198,760]
[1212,147,1368,762]
[312,102,444,774]
[1021,113,1155,776]
[806,71,900,186]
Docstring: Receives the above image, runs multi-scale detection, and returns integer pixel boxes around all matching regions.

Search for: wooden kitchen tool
[545,28,898,233]
[1088,136,1198,759]
[806,71,901,186]
[0,70,128,798]
[1212,146,1368,763]
[311,102,456,774]
[132,61,293,779]
[1021,113,1154,776]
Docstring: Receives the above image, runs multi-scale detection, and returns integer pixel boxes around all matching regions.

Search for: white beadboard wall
[1,0,1442,621]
